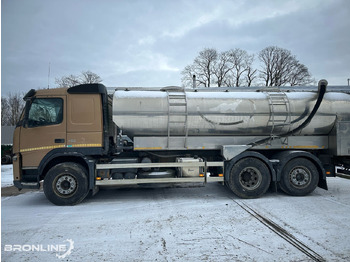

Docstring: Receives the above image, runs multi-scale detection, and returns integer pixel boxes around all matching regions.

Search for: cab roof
[23,83,107,100]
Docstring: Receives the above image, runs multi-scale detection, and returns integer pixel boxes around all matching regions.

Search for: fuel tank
[112,86,350,137]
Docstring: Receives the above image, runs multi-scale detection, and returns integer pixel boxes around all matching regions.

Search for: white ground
[1,165,350,261]
[1,165,14,187]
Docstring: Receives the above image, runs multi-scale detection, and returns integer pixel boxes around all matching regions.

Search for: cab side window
[28,98,63,127]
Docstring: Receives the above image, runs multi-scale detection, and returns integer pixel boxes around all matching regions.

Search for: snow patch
[1,165,13,187]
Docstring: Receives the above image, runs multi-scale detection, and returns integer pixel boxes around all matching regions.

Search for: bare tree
[245,54,258,87]
[55,70,102,88]
[181,48,218,87]
[9,93,25,125]
[182,48,256,87]
[1,93,25,126]
[1,97,9,125]
[258,46,313,87]
[288,62,314,86]
[181,65,196,87]
[213,51,234,87]
[226,48,251,87]
[194,48,218,87]
[259,46,278,86]
[182,46,312,88]
[181,64,209,87]
[81,70,103,84]
[55,74,81,88]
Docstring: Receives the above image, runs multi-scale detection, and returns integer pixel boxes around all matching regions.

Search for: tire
[227,157,271,199]
[43,162,89,205]
[279,158,319,196]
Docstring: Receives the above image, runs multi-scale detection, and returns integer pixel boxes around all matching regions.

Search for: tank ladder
[166,91,189,149]
[266,91,291,144]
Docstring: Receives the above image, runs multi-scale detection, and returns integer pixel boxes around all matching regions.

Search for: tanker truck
[12,80,350,205]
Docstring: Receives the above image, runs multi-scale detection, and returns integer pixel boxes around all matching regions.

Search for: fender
[38,148,98,190]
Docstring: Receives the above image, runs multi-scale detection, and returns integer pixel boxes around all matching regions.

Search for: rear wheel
[43,162,89,205]
[279,158,319,196]
[227,157,271,199]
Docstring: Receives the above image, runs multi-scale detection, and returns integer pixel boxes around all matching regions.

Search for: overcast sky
[2,0,350,95]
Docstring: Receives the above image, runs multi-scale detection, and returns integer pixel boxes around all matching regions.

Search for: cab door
[19,96,66,168]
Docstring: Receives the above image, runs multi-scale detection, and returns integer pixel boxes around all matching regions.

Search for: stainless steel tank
[112,87,350,137]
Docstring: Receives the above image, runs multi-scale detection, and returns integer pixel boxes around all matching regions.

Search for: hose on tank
[249,79,328,147]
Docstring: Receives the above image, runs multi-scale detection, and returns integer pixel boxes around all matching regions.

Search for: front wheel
[43,162,89,205]
[227,157,271,199]
[279,158,319,196]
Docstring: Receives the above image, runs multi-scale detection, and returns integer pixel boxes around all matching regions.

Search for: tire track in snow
[240,202,342,259]
[212,227,274,256]
[233,200,326,262]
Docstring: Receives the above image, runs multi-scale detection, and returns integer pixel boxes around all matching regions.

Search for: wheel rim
[54,174,77,196]
[289,166,311,188]
[239,167,262,190]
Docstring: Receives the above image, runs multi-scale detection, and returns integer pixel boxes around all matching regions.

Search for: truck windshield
[27,98,63,127]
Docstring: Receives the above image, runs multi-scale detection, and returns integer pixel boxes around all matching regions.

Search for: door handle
[55,139,65,143]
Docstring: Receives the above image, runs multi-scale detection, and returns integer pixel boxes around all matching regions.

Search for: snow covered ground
[1,165,350,261]
[1,165,14,187]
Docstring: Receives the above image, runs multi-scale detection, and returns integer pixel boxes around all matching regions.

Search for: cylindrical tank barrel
[112,89,350,137]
